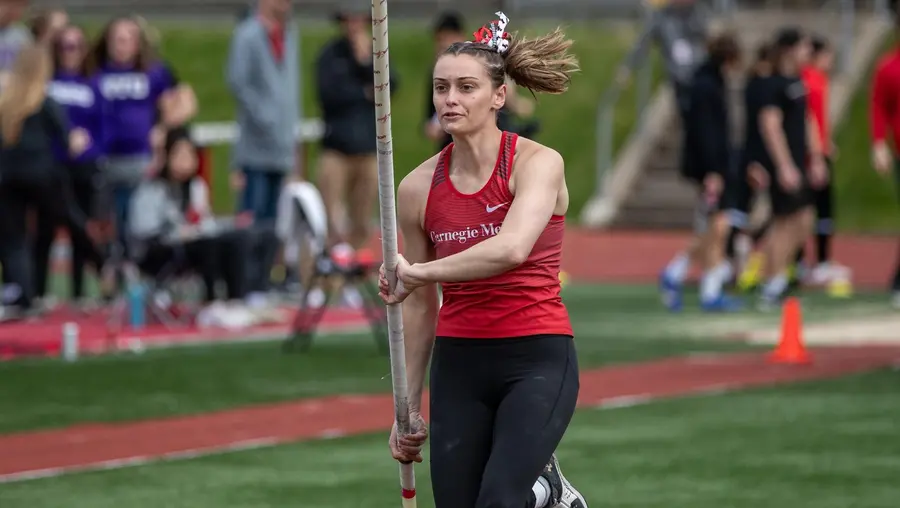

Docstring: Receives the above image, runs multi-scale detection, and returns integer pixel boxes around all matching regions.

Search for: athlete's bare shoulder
[397,152,441,227]
[510,136,565,174]
[399,152,440,200]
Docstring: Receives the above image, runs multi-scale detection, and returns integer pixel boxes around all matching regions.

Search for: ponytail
[503,28,580,95]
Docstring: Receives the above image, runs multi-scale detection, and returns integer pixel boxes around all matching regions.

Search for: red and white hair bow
[472,11,510,54]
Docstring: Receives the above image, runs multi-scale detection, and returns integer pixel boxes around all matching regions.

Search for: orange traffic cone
[768,297,812,364]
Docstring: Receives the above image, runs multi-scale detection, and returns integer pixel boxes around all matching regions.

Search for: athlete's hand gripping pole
[371,1,416,507]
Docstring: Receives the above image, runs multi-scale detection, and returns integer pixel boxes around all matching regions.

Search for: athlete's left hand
[378,255,426,304]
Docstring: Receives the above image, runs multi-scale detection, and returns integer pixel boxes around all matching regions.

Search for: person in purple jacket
[32,24,105,310]
[92,15,196,260]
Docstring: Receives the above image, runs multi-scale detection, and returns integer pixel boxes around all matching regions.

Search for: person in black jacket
[660,32,742,312]
[315,4,399,256]
[0,45,109,319]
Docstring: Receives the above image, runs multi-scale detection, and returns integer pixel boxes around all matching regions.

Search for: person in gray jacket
[227,0,298,221]
[618,0,710,122]
[226,0,298,302]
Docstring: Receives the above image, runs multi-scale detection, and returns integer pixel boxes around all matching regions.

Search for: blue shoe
[659,272,683,312]
[700,294,744,312]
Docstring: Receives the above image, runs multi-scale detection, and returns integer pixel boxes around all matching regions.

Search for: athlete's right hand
[777,164,801,191]
[389,412,428,464]
[379,255,422,304]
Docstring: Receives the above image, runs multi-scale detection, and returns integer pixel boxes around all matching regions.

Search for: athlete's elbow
[500,241,530,268]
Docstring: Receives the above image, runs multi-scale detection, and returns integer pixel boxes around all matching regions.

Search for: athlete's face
[433,54,506,136]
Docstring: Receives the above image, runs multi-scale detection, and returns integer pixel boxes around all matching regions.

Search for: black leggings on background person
[0,166,104,310]
[137,229,252,302]
[32,162,101,301]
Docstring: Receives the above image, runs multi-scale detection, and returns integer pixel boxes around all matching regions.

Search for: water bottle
[61,322,79,362]
[127,281,146,329]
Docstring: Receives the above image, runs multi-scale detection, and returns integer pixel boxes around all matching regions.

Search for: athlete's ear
[492,82,507,111]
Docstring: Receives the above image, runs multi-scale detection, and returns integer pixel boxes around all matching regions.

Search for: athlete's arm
[412,147,564,282]
[396,169,439,414]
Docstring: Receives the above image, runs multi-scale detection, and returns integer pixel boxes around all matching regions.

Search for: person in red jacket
[870,9,900,307]
[798,35,840,285]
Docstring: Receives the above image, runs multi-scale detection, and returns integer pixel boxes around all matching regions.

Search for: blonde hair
[0,45,52,147]
[442,27,580,95]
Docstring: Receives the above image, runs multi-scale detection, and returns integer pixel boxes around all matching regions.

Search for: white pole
[370,0,416,507]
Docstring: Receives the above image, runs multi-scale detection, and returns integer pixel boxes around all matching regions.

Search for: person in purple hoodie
[32,24,105,309]
[92,15,196,260]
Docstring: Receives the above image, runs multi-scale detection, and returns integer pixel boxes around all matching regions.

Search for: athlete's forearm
[402,287,438,414]
[414,235,525,283]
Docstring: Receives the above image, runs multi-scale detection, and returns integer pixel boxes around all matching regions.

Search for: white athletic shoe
[541,453,587,508]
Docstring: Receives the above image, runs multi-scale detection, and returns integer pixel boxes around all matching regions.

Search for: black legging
[137,228,251,302]
[429,334,579,508]
[33,162,100,300]
[0,166,104,309]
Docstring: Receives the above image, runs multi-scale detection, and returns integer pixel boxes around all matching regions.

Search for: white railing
[190,119,325,146]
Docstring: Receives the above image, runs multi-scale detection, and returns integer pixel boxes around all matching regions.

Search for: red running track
[1,345,898,482]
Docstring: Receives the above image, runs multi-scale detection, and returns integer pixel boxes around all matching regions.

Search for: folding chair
[105,229,204,339]
[276,181,387,353]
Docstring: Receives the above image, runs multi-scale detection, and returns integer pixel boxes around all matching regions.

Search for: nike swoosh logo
[486,202,508,213]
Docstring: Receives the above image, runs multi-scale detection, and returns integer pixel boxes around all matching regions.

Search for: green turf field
[0,284,892,434]
[1,284,898,506]
[113,21,655,218]
[1,368,897,508]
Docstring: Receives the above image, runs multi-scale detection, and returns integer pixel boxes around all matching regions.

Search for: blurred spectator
[0,0,29,88]
[618,0,710,122]
[0,45,108,319]
[235,1,254,22]
[226,0,298,305]
[752,28,825,309]
[660,32,742,312]
[28,7,67,44]
[799,35,838,284]
[316,3,398,252]
[423,11,536,151]
[129,127,251,309]
[870,5,900,307]
[424,11,466,149]
[32,24,105,311]
[729,42,773,288]
[93,16,195,259]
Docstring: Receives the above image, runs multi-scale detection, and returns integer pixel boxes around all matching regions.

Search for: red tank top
[423,131,572,339]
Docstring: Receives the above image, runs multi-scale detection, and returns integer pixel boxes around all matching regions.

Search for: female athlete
[378,12,586,508]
